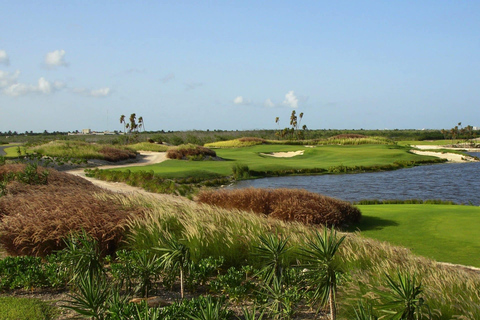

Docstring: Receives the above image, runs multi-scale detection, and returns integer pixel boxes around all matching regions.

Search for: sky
[0,1,479,133]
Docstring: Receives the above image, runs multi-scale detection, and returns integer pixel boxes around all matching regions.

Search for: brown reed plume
[196,188,361,226]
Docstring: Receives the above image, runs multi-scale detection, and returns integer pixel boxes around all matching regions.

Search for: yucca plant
[300,227,345,320]
[353,301,379,320]
[63,272,111,320]
[184,296,230,320]
[242,305,265,320]
[375,271,431,320]
[155,235,191,299]
[255,234,290,285]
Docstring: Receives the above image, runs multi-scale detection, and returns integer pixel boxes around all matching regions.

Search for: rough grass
[125,194,480,318]
[204,139,266,148]
[166,144,217,160]
[0,296,56,320]
[329,133,368,139]
[30,140,137,162]
[0,164,142,257]
[127,142,170,152]
[196,188,361,226]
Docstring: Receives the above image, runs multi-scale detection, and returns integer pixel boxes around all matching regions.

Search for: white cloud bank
[283,90,298,108]
[0,50,9,66]
[0,71,65,97]
[45,49,68,67]
[73,87,111,97]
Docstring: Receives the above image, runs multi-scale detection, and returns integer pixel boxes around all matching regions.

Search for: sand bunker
[261,150,304,158]
[410,150,478,163]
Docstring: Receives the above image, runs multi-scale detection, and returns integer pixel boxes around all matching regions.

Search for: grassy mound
[0,164,141,256]
[196,188,361,226]
[166,144,217,160]
[30,140,137,162]
[329,133,368,139]
[204,138,266,148]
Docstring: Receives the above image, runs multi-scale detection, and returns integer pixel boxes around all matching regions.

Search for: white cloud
[233,96,252,105]
[283,90,299,108]
[264,98,275,108]
[0,70,20,88]
[45,49,68,67]
[233,96,244,104]
[73,87,111,97]
[0,50,10,66]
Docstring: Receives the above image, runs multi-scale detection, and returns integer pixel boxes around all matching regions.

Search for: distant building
[82,129,92,134]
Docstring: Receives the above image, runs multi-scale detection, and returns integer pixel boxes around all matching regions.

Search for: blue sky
[1,1,479,132]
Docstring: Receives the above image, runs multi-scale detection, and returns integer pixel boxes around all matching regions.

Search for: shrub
[166,144,217,160]
[196,188,361,226]
[329,134,368,139]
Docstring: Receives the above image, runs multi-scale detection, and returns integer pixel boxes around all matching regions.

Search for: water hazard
[230,153,480,205]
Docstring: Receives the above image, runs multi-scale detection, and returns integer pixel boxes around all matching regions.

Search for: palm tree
[301,227,345,320]
[138,116,145,132]
[119,115,126,134]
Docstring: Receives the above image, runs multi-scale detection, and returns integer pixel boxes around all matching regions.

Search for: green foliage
[210,266,257,301]
[258,276,302,320]
[0,296,56,320]
[301,227,345,319]
[231,163,250,180]
[63,272,111,320]
[255,234,290,285]
[375,272,431,320]
[62,230,105,282]
[156,235,191,298]
[184,295,231,320]
[0,255,68,291]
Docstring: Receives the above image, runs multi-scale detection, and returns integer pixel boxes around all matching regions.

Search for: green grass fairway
[124,144,437,178]
[353,204,480,267]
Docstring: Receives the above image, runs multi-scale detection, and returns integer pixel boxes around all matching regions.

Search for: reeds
[0,165,143,256]
[166,144,217,160]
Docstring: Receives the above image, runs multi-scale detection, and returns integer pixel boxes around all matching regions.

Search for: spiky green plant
[301,227,345,320]
[155,235,191,299]
[375,271,431,320]
[255,234,290,285]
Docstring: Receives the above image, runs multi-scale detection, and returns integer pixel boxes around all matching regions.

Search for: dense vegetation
[197,188,361,226]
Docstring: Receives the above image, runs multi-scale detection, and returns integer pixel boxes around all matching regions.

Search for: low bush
[196,188,361,226]
[166,144,217,160]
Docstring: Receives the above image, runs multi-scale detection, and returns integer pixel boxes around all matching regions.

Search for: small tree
[155,236,190,299]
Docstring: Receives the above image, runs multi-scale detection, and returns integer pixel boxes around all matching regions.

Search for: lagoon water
[230,153,480,205]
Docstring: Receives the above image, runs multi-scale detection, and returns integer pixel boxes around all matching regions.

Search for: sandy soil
[261,150,304,157]
[410,145,480,163]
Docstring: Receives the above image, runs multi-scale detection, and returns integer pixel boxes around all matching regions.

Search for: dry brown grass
[166,144,217,160]
[196,188,361,226]
[99,146,137,162]
[0,164,142,257]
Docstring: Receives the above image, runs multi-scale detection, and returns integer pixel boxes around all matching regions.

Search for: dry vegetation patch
[0,164,142,257]
[196,188,361,226]
[329,134,368,139]
[98,146,137,162]
[166,144,217,160]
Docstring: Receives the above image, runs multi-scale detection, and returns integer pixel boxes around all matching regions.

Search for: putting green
[354,204,480,267]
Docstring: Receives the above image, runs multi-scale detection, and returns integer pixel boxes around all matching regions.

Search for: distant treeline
[2,128,478,145]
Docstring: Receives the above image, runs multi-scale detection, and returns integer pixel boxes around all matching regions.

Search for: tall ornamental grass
[124,193,480,318]
[30,140,136,162]
[196,188,362,226]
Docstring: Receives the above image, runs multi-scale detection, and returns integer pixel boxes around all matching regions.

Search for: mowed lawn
[125,144,436,178]
[354,204,480,267]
